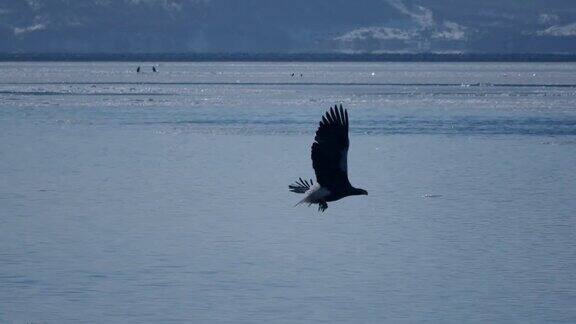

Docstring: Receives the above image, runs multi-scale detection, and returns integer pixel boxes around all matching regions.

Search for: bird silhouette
[289,105,367,212]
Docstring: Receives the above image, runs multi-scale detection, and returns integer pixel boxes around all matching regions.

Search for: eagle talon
[318,201,328,212]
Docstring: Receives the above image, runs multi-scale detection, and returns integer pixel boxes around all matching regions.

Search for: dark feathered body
[289,105,367,212]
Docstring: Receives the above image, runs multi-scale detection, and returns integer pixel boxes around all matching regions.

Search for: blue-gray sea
[1,62,575,323]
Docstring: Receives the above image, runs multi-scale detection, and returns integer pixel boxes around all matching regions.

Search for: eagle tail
[288,177,314,194]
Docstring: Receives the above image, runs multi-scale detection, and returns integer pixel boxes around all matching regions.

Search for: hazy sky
[1,0,576,53]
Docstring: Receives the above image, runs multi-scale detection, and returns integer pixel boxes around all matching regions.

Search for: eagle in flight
[289,104,367,212]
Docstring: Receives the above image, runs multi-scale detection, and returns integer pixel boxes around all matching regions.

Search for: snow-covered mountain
[1,0,576,53]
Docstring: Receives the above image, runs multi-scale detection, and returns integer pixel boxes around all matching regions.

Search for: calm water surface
[1,62,575,323]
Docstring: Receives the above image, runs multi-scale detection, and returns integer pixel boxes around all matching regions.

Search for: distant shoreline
[1,53,576,62]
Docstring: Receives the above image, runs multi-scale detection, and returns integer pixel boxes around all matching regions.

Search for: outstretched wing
[311,104,350,191]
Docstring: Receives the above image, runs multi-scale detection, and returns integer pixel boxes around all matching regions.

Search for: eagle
[289,104,367,212]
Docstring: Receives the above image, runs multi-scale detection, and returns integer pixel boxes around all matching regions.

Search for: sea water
[1,62,575,323]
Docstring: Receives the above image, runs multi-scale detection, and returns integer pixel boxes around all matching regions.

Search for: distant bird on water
[136,66,141,73]
[152,66,157,72]
[289,104,367,212]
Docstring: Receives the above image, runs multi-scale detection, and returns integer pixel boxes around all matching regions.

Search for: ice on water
[1,62,575,323]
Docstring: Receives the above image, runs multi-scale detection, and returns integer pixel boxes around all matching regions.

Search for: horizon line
[2,52,576,62]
